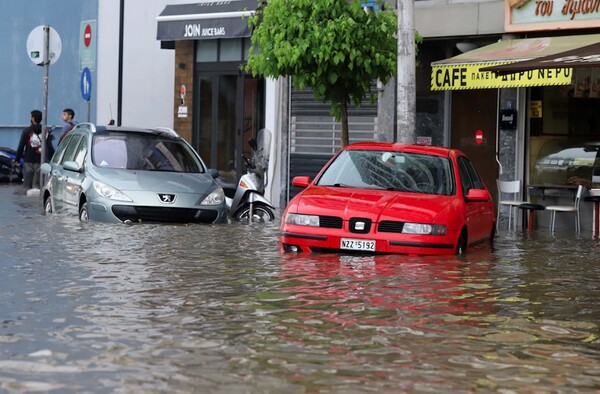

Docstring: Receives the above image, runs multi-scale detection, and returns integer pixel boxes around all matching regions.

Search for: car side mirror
[466,188,489,202]
[63,161,82,173]
[292,176,311,188]
[40,163,52,175]
[207,168,219,178]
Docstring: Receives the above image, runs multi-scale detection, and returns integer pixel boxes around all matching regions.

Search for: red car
[280,142,495,255]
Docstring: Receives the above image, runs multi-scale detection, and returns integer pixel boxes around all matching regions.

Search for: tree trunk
[340,99,350,148]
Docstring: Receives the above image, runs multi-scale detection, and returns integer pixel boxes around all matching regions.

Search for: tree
[246,0,397,148]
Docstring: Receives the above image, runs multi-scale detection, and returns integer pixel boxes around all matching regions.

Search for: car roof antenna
[108,103,115,126]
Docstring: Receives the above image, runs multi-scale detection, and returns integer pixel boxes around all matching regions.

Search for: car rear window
[92,132,204,173]
[316,150,454,196]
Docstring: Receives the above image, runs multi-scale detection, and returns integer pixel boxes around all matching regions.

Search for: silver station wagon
[40,123,228,224]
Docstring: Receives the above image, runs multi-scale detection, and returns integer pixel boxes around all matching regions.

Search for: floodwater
[1,183,600,393]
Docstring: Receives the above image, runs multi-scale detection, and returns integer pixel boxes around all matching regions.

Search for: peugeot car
[40,123,228,224]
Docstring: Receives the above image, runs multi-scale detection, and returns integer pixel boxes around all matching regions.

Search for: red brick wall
[173,40,194,143]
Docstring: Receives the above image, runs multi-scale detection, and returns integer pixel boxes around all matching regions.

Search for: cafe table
[584,191,600,239]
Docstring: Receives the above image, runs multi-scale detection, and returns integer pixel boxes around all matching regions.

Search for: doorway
[194,70,264,183]
[450,89,499,203]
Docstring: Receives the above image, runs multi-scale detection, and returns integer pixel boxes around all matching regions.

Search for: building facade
[422,0,600,232]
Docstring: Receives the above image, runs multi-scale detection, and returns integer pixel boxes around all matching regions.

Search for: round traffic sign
[475,129,484,145]
[26,25,62,65]
[80,67,92,101]
[84,24,92,47]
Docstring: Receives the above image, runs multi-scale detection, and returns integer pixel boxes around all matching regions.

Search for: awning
[431,34,600,91]
[156,0,258,41]
[480,42,600,75]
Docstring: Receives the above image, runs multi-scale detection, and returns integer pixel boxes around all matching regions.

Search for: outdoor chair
[496,179,528,231]
[545,184,584,233]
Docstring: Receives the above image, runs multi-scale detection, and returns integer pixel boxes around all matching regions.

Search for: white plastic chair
[497,180,528,231]
[545,184,584,233]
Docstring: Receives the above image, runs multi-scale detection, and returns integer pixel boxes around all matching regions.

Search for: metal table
[584,194,600,239]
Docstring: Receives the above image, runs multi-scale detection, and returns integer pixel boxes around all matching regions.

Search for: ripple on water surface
[0,184,599,392]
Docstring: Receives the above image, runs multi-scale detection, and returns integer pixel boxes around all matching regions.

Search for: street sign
[475,129,484,145]
[79,20,97,71]
[83,24,92,47]
[80,67,92,101]
[27,25,62,65]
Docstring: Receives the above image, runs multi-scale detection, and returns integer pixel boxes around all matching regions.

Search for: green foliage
[246,0,398,121]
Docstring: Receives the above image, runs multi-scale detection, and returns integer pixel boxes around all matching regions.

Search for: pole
[40,25,50,189]
[396,0,416,144]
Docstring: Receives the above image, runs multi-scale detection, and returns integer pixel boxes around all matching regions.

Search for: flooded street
[1,183,600,393]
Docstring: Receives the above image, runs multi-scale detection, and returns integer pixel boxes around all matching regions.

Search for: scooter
[217,129,276,222]
[0,147,23,183]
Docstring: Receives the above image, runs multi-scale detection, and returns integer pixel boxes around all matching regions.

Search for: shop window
[196,40,218,62]
[243,38,252,61]
[196,38,251,63]
[221,39,242,62]
[529,69,600,187]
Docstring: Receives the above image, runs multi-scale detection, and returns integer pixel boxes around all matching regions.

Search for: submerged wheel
[234,204,275,222]
[455,230,468,256]
[44,195,52,214]
[79,202,89,222]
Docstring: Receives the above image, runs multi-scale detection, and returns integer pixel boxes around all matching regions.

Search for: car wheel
[489,224,496,243]
[79,202,89,222]
[234,204,275,222]
[455,230,467,256]
[44,195,52,214]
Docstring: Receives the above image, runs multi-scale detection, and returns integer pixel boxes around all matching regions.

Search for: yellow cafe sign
[430,34,600,91]
[431,63,572,90]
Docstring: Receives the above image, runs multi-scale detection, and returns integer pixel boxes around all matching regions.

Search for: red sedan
[280,142,495,256]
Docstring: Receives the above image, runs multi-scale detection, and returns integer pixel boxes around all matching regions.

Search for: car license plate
[341,238,375,251]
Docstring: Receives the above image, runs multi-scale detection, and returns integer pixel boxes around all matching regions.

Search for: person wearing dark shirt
[14,110,43,189]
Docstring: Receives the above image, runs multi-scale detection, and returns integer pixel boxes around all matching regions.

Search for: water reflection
[1,184,599,392]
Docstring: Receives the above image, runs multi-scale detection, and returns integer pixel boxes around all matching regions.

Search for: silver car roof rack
[154,127,179,137]
[77,122,97,133]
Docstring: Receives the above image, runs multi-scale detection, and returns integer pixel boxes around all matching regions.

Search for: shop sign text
[508,0,600,31]
[184,24,226,38]
[431,63,572,90]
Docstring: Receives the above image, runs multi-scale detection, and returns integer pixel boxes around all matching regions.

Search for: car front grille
[112,205,218,224]
[378,220,405,233]
[319,215,343,228]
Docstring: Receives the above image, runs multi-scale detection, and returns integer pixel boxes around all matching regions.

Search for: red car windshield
[316,150,454,196]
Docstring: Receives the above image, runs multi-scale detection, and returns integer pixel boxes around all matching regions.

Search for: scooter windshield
[252,128,272,183]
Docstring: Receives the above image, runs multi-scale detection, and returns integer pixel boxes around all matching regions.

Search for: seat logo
[158,193,176,204]
[354,221,365,231]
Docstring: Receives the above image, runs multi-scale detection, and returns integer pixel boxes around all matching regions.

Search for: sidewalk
[0,184,42,221]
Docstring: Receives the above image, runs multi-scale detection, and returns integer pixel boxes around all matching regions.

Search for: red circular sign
[475,129,484,144]
[84,24,92,47]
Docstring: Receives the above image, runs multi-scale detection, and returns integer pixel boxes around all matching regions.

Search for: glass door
[195,72,264,183]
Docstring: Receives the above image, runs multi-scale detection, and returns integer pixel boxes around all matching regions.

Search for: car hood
[92,169,217,193]
[294,186,456,223]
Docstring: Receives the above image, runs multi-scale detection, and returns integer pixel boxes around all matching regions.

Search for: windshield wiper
[331,183,356,188]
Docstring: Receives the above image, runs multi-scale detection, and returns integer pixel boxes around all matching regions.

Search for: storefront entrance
[193,67,264,183]
[450,89,499,202]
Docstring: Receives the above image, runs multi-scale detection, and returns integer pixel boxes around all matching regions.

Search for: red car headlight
[402,223,447,235]
[285,213,320,227]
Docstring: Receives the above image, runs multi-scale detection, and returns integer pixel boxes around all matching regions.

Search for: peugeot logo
[158,193,176,204]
